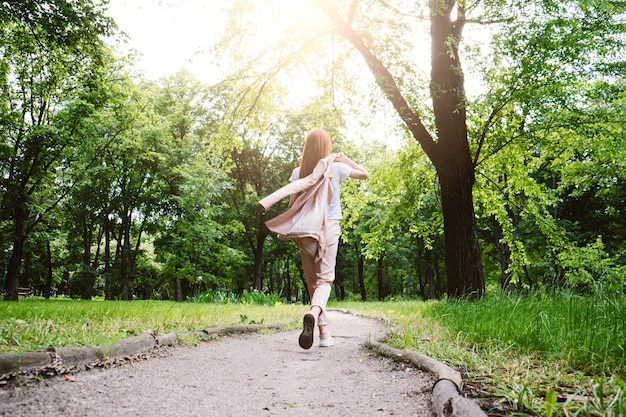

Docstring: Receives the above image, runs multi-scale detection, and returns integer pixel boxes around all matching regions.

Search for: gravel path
[0,310,435,417]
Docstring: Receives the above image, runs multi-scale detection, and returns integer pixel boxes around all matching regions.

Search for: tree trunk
[493,218,514,291]
[253,251,264,291]
[376,257,385,300]
[44,240,53,299]
[298,266,309,304]
[104,219,112,299]
[334,242,345,300]
[434,253,444,297]
[4,198,29,301]
[120,215,131,300]
[93,224,103,269]
[3,244,22,301]
[252,233,266,291]
[438,167,484,297]
[285,258,292,302]
[82,218,91,265]
[334,275,345,301]
[424,248,436,299]
[175,278,183,302]
[358,254,366,301]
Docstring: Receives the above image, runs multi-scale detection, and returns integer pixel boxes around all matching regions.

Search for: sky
[105,0,225,83]
[105,0,327,107]
[103,0,415,150]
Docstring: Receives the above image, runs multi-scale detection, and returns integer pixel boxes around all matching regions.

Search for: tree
[314,0,483,297]
[312,0,626,297]
[0,1,116,300]
[469,0,626,292]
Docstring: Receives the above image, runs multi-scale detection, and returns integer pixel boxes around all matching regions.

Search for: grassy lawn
[1,293,624,416]
[0,297,304,352]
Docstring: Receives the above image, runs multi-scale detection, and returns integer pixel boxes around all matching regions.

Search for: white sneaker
[319,337,334,347]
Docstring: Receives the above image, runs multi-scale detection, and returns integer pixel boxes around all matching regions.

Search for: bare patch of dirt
[0,310,435,416]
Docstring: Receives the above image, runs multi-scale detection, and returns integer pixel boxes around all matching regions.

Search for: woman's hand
[335,153,369,179]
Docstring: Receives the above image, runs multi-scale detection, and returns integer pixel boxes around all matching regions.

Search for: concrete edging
[0,323,286,377]
[366,340,487,417]
[0,332,180,376]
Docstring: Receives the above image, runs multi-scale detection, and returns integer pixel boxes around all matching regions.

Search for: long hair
[299,128,332,178]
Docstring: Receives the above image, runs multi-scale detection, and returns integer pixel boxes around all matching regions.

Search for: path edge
[329,308,487,417]
[0,323,284,379]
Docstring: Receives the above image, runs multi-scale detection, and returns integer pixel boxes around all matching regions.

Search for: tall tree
[313,0,625,297]
[315,0,483,297]
[0,1,116,300]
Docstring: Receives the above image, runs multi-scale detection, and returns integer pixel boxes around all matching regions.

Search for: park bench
[18,287,31,297]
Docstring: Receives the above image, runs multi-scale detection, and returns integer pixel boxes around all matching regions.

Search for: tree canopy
[1,0,625,302]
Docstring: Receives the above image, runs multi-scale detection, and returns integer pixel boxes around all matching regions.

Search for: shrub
[69,265,100,300]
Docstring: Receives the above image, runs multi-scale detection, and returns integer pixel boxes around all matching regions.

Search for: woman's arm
[335,153,370,179]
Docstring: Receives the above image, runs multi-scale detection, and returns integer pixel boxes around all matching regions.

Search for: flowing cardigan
[258,153,336,261]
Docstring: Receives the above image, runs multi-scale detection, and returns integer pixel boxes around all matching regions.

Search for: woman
[290,128,369,349]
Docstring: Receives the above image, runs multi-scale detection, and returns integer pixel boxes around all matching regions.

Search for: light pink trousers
[295,219,340,325]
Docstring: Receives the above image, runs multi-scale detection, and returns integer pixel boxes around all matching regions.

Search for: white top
[290,162,352,219]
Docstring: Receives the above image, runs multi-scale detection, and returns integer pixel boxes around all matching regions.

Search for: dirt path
[0,310,435,417]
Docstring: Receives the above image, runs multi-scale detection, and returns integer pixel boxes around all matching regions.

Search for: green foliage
[69,265,101,300]
[545,388,557,417]
[187,290,282,306]
[470,0,626,293]
[97,332,125,358]
[557,237,626,292]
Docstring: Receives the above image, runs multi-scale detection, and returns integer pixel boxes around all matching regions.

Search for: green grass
[1,292,625,416]
[0,297,302,353]
[427,292,626,375]
[336,293,626,416]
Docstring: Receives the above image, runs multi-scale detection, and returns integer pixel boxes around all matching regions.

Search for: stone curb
[0,352,52,374]
[191,322,285,339]
[0,332,180,376]
[0,323,286,377]
[366,340,487,417]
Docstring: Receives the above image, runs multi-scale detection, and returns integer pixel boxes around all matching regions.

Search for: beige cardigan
[258,153,336,260]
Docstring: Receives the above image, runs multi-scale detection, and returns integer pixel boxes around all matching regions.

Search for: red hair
[299,128,332,178]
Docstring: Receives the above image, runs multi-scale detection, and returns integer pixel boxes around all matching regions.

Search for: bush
[69,265,100,300]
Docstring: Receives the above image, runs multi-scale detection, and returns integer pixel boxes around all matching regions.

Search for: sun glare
[106,0,226,83]
[104,0,446,151]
